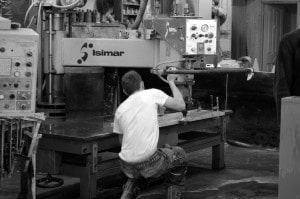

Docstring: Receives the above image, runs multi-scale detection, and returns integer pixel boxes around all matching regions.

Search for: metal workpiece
[157,67,253,74]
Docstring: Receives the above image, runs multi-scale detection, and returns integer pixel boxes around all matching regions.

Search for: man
[273,29,300,123]
[113,70,187,199]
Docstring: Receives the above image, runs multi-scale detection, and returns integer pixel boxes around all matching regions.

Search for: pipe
[162,68,253,74]
[131,0,149,29]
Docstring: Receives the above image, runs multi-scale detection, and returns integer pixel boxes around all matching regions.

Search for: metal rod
[1,121,5,177]
[8,120,13,172]
[48,13,53,104]
[164,68,253,74]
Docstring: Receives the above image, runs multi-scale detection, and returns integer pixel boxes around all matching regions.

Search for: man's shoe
[120,179,141,199]
[167,185,183,199]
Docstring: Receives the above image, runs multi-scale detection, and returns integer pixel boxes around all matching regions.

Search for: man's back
[114,89,168,163]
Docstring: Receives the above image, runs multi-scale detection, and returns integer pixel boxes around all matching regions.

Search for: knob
[14,71,21,77]
[2,83,8,88]
[208,33,214,38]
[25,84,30,88]
[14,83,19,88]
[9,94,15,99]
[15,62,21,67]
[207,47,212,51]
[21,104,27,110]
[199,34,204,37]
[25,72,31,77]
[191,26,197,30]
[0,47,5,53]
[26,51,33,57]
[0,95,4,100]
[4,104,9,109]
[26,62,32,67]
[191,34,196,38]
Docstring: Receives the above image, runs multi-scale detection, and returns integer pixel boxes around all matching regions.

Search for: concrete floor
[0,144,279,199]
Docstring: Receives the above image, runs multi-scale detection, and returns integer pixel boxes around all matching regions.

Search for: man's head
[121,70,144,96]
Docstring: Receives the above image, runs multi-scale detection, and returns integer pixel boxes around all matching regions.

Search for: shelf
[123,14,138,16]
[123,3,140,6]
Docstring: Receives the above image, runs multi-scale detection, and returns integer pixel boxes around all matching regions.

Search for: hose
[131,0,148,30]
[48,0,81,9]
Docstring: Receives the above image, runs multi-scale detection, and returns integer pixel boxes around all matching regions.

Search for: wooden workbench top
[39,110,228,141]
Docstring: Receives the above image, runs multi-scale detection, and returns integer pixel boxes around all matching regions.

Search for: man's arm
[164,74,186,111]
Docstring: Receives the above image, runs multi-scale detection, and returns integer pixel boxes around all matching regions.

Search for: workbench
[37,109,231,199]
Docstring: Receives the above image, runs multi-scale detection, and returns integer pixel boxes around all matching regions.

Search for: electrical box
[0,28,38,115]
[185,19,218,55]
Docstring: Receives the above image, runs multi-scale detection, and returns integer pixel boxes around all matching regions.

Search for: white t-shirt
[113,89,169,163]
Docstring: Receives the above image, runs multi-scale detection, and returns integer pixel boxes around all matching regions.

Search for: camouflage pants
[120,146,187,185]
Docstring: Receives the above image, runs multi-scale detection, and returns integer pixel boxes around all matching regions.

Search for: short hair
[121,70,142,95]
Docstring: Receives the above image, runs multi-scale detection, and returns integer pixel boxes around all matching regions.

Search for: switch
[21,104,27,110]
[0,95,4,100]
[26,62,32,67]
[207,47,211,51]
[14,71,21,77]
[26,51,33,57]
[21,93,28,100]
[25,84,30,88]
[4,104,9,109]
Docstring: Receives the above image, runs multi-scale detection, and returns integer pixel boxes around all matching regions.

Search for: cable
[26,16,36,28]
[24,1,35,27]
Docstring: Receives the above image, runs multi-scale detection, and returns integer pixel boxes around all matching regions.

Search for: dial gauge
[201,24,209,32]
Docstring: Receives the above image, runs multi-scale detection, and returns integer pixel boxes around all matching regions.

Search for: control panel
[185,19,218,55]
[0,28,38,115]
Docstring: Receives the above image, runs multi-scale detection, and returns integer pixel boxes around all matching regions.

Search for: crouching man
[113,70,188,199]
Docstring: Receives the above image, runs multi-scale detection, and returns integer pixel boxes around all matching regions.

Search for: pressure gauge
[201,24,209,32]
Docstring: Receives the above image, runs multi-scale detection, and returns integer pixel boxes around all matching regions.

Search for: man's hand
[167,67,178,82]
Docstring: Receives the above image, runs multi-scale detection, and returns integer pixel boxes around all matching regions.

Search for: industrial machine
[29,0,249,118]
[0,17,39,115]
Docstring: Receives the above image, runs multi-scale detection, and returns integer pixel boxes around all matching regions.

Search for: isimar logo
[77,42,125,64]
[77,42,93,64]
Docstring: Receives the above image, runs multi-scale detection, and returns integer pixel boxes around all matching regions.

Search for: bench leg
[62,162,97,199]
[212,142,225,169]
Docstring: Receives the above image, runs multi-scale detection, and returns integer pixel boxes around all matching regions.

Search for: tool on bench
[179,109,188,125]
[210,95,219,111]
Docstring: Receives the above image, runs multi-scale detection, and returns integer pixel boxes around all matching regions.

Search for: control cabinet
[185,19,218,55]
[0,28,38,115]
